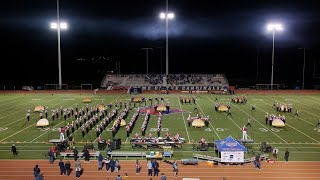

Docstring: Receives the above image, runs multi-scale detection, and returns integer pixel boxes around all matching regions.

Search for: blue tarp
[215,136,247,152]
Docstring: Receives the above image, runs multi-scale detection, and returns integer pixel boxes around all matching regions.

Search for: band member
[51,110,55,121]
[200,137,206,144]
[59,127,65,141]
[165,132,170,139]
[26,112,30,121]
[38,111,43,119]
[293,110,299,117]
[96,126,100,137]
[71,122,75,133]
[316,119,320,128]
[251,105,256,111]
[45,109,48,119]
[246,119,252,127]
[157,128,161,137]
[215,96,218,102]
[187,114,191,127]
[242,125,248,140]
[63,111,67,121]
[126,126,130,137]
[265,113,269,125]
[134,133,139,139]
[107,139,111,147]
[85,124,89,134]
[226,108,232,116]
[204,119,209,127]
[66,124,70,137]
[81,127,85,137]
[148,132,153,139]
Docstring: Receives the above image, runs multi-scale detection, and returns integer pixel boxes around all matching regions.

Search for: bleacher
[101,74,229,90]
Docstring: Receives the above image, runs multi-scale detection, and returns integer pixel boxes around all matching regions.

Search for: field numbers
[37,127,60,131]
[205,128,212,131]
[0,127,8,131]
[150,128,169,131]
[216,128,224,132]
[259,128,280,133]
[314,128,320,132]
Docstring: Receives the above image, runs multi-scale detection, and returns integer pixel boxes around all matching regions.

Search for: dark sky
[1,0,320,87]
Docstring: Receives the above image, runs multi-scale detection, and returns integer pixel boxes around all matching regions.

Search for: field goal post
[81,84,93,90]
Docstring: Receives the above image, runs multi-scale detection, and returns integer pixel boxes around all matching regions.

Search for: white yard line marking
[0,123,36,142]
[177,97,191,143]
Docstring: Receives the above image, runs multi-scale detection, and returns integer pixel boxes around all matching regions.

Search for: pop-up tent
[215,136,247,163]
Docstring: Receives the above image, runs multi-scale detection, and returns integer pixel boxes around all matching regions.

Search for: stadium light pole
[298,48,306,90]
[142,48,153,75]
[50,0,68,90]
[267,23,283,90]
[159,0,175,75]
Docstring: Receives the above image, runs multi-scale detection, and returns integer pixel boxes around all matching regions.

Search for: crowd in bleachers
[145,74,163,85]
[167,74,203,85]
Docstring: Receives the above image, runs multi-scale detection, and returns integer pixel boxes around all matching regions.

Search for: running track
[0,160,319,180]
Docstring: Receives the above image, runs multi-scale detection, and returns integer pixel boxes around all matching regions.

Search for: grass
[0,92,320,161]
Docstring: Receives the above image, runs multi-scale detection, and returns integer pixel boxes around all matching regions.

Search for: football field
[0,92,320,161]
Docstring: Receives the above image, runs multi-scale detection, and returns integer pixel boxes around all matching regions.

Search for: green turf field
[0,93,320,161]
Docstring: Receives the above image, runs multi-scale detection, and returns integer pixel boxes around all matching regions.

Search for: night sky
[1,0,320,88]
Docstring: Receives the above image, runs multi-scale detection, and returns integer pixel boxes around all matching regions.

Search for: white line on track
[177,97,191,143]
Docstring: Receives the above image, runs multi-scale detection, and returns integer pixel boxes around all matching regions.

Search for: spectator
[48,149,54,164]
[172,160,178,178]
[135,160,140,175]
[110,157,115,172]
[285,148,290,163]
[98,153,103,170]
[105,157,110,172]
[123,173,129,180]
[65,160,71,176]
[273,147,279,160]
[153,160,159,177]
[116,174,122,180]
[147,160,153,176]
[255,154,261,170]
[83,147,90,163]
[11,144,17,157]
[160,173,167,180]
[58,159,65,175]
[115,158,120,174]
[75,159,81,179]
[33,164,40,180]
[73,147,78,161]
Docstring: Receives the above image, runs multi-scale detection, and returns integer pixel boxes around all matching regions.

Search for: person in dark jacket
[83,148,90,163]
[284,148,290,163]
[33,164,40,180]
[65,160,71,176]
[109,157,115,172]
[58,159,65,175]
[73,147,78,161]
[11,144,17,157]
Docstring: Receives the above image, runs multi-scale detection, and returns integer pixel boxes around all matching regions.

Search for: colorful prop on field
[98,104,105,111]
[215,103,230,112]
[139,106,186,115]
[113,119,126,127]
[231,96,247,103]
[83,98,92,103]
[36,119,49,127]
[268,114,286,127]
[275,104,292,112]
[188,114,209,128]
[156,104,167,112]
[132,96,143,103]
[34,105,45,112]
[180,96,193,103]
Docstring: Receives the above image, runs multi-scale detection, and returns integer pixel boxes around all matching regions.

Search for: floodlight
[267,23,283,31]
[159,12,166,19]
[50,22,68,29]
[167,13,175,19]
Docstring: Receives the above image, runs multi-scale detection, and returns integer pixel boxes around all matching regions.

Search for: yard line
[0,96,77,142]
[0,95,28,105]
[0,95,60,121]
[250,100,320,143]
[231,103,288,143]
[0,123,36,142]
[30,121,66,142]
[177,97,191,143]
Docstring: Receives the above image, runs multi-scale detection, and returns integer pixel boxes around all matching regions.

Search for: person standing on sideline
[115,158,120,174]
[172,160,178,178]
[48,149,54,164]
[73,147,78,161]
[109,157,115,172]
[273,147,279,160]
[153,160,159,177]
[65,160,71,176]
[11,144,17,157]
[105,157,110,172]
[147,160,153,176]
[284,148,290,163]
[135,160,140,175]
[116,174,122,180]
[98,153,103,170]
[293,110,299,117]
[246,119,252,127]
[58,159,65,175]
[75,159,81,179]
[33,164,40,180]
[160,173,167,180]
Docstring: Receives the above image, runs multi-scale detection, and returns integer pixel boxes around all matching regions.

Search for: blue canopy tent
[215,136,247,163]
